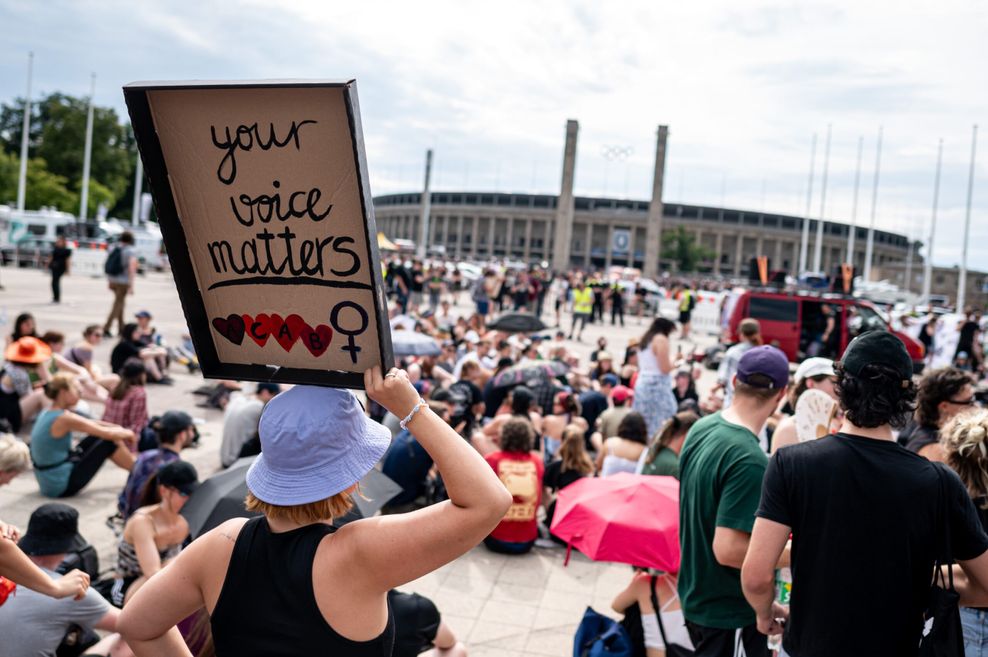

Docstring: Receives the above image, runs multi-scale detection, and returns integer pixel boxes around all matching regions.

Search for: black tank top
[211,516,395,656]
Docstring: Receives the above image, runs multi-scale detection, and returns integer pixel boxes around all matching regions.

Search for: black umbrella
[181,458,404,538]
[486,312,547,333]
[390,330,442,357]
[492,360,570,389]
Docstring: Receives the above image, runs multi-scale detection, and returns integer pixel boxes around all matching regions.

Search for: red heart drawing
[300,324,333,357]
[243,313,272,347]
[285,314,309,346]
[212,314,245,346]
[269,313,297,352]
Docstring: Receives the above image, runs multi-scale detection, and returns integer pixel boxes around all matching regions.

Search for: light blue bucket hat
[246,386,391,506]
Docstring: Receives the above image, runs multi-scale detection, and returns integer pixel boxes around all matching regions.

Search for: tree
[661,226,715,273]
[0,150,77,212]
[0,93,137,217]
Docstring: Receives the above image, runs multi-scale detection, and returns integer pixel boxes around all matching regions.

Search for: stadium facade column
[643,125,670,279]
[551,120,580,272]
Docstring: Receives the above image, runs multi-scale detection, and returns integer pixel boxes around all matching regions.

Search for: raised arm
[0,537,89,599]
[342,368,512,592]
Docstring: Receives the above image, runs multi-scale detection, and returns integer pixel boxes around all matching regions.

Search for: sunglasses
[948,398,980,406]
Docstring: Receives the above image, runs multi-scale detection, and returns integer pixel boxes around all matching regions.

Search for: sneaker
[151,376,175,386]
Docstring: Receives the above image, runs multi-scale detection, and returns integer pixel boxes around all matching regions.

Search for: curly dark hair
[500,418,535,453]
[617,412,649,445]
[915,367,973,428]
[834,361,917,429]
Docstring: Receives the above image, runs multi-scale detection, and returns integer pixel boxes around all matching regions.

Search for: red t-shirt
[485,451,544,543]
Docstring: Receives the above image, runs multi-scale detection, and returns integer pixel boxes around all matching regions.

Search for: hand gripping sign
[124,80,393,389]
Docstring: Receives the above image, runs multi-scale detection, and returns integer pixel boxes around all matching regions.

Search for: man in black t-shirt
[741,331,988,657]
[47,236,72,304]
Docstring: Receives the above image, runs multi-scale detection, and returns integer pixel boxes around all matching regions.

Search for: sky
[0,0,985,269]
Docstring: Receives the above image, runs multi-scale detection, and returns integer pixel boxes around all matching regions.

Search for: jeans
[962,607,988,657]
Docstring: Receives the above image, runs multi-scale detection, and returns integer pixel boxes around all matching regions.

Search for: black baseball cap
[157,460,199,496]
[840,330,913,382]
[18,503,87,556]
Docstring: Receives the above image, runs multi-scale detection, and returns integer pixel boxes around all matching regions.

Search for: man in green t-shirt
[678,345,790,657]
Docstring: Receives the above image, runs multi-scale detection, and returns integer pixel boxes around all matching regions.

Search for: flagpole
[130,152,143,227]
[921,139,943,303]
[863,126,883,282]
[813,124,832,272]
[846,136,863,265]
[798,133,817,274]
[957,125,978,312]
[78,73,96,223]
[16,52,33,213]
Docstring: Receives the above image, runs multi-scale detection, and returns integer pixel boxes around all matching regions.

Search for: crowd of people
[3,250,988,657]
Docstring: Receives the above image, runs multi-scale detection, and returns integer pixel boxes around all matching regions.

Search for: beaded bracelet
[399,399,427,430]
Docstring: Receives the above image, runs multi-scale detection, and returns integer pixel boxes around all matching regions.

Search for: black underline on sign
[207,277,374,291]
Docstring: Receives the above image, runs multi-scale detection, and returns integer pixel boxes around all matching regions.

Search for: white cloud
[0,0,984,268]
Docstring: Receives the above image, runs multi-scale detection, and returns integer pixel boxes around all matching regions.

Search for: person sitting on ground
[118,411,197,520]
[40,331,112,404]
[673,369,699,410]
[31,373,135,498]
[219,383,281,468]
[544,424,595,531]
[110,324,171,385]
[64,325,120,393]
[101,360,148,448]
[2,337,54,433]
[133,311,169,375]
[109,461,198,608]
[581,373,618,448]
[898,366,977,461]
[117,369,511,656]
[591,384,634,449]
[477,386,543,455]
[389,588,468,657]
[541,391,588,463]
[0,504,122,657]
[638,411,700,479]
[7,312,38,346]
[771,357,837,453]
[590,352,617,383]
[484,418,544,555]
[612,569,695,657]
[596,412,650,477]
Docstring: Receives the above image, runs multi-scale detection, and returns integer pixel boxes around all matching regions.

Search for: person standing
[633,318,678,438]
[610,283,625,327]
[715,318,762,409]
[46,236,72,304]
[103,232,138,338]
[569,280,594,342]
[741,332,988,657]
[898,367,976,461]
[678,285,696,340]
[678,346,790,657]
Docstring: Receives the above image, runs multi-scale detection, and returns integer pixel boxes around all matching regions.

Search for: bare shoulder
[212,517,251,546]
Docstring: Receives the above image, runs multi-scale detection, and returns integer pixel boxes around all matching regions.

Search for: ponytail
[137,473,162,509]
[646,411,699,465]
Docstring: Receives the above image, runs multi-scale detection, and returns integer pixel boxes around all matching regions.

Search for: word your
[212,302,369,364]
[210,120,317,185]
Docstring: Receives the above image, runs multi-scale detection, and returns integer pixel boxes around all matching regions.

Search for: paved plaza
[0,265,712,657]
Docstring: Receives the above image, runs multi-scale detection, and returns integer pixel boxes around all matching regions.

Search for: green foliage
[0,150,78,212]
[661,226,715,273]
[0,93,137,217]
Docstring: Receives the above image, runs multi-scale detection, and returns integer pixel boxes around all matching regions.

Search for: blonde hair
[0,434,30,474]
[559,424,594,475]
[245,490,353,525]
[942,410,988,504]
[43,372,76,400]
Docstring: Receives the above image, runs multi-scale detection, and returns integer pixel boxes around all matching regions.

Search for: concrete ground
[0,264,716,657]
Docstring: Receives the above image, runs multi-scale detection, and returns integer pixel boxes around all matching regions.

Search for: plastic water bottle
[768,567,792,653]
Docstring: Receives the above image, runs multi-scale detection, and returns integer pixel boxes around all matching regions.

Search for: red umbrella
[550,472,680,572]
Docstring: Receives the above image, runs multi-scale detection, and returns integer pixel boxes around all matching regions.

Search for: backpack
[573,607,633,657]
[104,246,125,276]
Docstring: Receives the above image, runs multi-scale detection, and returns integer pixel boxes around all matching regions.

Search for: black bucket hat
[18,503,87,556]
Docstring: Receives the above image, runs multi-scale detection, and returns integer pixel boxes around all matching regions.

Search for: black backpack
[104,246,124,276]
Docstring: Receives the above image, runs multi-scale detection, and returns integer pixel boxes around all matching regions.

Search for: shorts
[476,300,490,315]
[679,311,692,324]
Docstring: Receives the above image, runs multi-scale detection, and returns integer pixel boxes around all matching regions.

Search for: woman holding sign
[118,368,512,656]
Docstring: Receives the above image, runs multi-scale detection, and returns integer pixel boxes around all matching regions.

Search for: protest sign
[124,80,393,389]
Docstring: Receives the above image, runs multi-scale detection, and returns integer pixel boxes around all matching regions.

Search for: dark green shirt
[677,412,768,629]
[640,446,680,479]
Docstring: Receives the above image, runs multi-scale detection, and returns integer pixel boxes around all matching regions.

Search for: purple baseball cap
[246,386,391,505]
[736,345,790,389]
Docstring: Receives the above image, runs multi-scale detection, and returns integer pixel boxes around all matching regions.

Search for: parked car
[723,289,926,373]
[1,237,56,268]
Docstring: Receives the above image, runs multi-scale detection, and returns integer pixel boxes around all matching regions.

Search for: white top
[637,340,661,375]
[641,576,695,652]
[600,444,640,477]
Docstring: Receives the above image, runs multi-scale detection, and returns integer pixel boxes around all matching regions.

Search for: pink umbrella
[550,472,680,572]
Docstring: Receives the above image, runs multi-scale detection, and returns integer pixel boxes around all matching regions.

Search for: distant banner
[612,229,630,254]
[124,80,393,389]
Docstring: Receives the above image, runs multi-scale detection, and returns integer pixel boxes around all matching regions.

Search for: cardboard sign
[124,80,393,389]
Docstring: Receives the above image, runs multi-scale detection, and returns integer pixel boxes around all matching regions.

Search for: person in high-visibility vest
[678,286,696,340]
[569,280,594,342]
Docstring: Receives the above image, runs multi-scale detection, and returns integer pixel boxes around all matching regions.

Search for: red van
[723,290,925,373]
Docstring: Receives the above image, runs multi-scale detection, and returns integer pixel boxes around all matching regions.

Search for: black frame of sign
[123,80,394,390]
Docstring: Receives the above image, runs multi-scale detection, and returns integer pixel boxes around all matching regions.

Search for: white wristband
[399,399,427,430]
